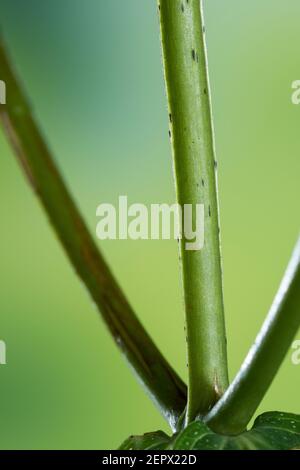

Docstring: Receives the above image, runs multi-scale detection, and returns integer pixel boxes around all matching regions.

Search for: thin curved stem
[0,40,187,430]
[205,236,300,435]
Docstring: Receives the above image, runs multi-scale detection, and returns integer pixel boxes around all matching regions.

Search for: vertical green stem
[158,0,228,422]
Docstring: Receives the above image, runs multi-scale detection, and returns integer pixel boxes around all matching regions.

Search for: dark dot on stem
[208,206,211,217]
[169,113,172,123]
[181,3,184,12]
[201,178,205,187]
[168,130,171,138]
[192,49,196,61]
[204,88,207,95]
[214,160,218,169]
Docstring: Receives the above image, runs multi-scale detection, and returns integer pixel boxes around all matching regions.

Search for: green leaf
[120,412,300,450]
[119,431,170,450]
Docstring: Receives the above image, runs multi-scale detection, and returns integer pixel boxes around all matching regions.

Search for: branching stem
[206,237,300,435]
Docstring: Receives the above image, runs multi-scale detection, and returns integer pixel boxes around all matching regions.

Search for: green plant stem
[0,41,187,430]
[158,0,228,422]
[205,237,300,435]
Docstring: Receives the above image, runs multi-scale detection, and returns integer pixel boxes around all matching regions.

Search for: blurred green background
[0,0,299,449]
